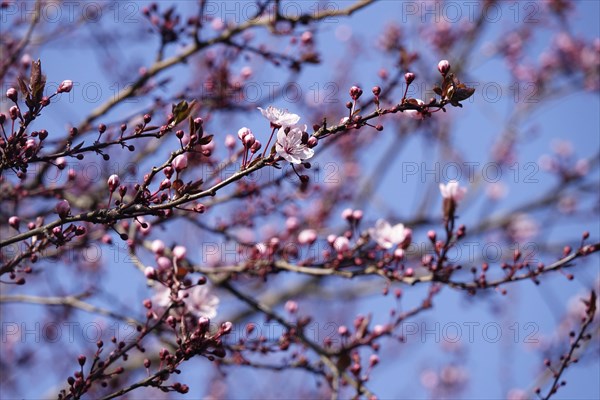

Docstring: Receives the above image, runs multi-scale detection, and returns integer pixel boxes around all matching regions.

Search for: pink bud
[173,245,187,260]
[151,240,165,255]
[8,216,20,230]
[404,72,415,84]
[250,140,261,153]
[240,66,252,79]
[307,136,318,148]
[107,174,120,192]
[221,321,233,334]
[369,354,379,367]
[172,154,188,172]
[238,127,252,140]
[298,229,317,245]
[156,256,171,271]
[242,133,255,148]
[394,248,405,260]
[58,80,73,93]
[159,178,171,190]
[333,236,350,252]
[9,106,19,120]
[341,208,354,221]
[285,300,298,314]
[437,60,451,75]
[198,316,210,328]
[225,134,236,149]
[352,209,363,221]
[6,88,17,102]
[427,230,436,241]
[300,31,313,44]
[349,85,363,100]
[144,266,156,279]
[56,199,71,218]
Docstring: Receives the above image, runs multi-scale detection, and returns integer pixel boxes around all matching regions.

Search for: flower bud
[144,266,156,279]
[107,174,120,192]
[58,80,73,93]
[307,136,318,148]
[238,127,252,140]
[224,134,236,149]
[404,72,415,85]
[285,300,298,313]
[372,86,381,96]
[437,59,451,75]
[250,140,261,153]
[333,236,350,252]
[56,199,71,219]
[349,85,363,100]
[9,106,19,120]
[341,208,353,221]
[243,133,255,148]
[6,88,17,102]
[9,216,20,230]
[173,245,187,260]
[172,154,188,172]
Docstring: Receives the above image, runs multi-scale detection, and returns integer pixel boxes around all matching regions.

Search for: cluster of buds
[238,127,262,168]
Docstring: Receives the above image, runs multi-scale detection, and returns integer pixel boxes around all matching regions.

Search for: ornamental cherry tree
[1,1,599,399]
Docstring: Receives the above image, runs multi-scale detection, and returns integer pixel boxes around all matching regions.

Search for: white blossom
[275,125,314,164]
[369,219,410,249]
[439,180,467,202]
[257,106,300,128]
[153,284,219,319]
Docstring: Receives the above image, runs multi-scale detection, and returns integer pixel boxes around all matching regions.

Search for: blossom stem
[262,126,277,158]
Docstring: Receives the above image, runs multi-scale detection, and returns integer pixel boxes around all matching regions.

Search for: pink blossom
[369,219,410,249]
[153,284,219,319]
[508,213,539,243]
[275,125,314,164]
[439,180,467,202]
[257,106,300,128]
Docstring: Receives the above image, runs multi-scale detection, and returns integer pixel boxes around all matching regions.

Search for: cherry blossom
[439,180,467,202]
[369,219,411,249]
[275,125,315,164]
[153,284,219,319]
[257,106,300,128]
